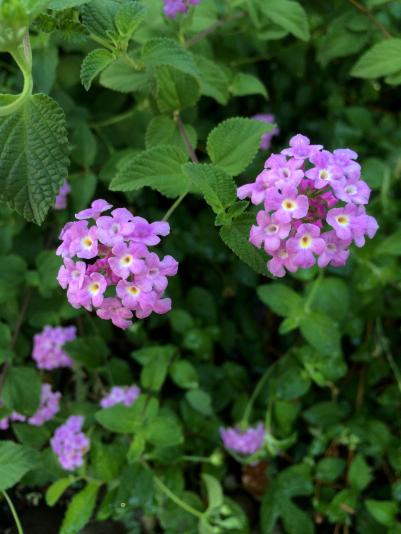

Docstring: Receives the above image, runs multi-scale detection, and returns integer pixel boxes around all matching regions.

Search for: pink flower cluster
[56,199,178,329]
[254,114,279,150]
[100,385,140,408]
[50,415,90,471]
[163,0,200,18]
[238,134,379,277]
[0,384,61,429]
[54,180,70,210]
[32,325,76,370]
[220,423,265,455]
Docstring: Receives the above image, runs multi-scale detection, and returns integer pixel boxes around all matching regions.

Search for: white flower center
[89,282,100,295]
[128,285,140,296]
[278,250,288,259]
[336,215,349,226]
[266,224,279,235]
[282,199,296,211]
[300,234,312,249]
[120,254,133,267]
[81,236,93,249]
[344,185,357,195]
[319,169,330,181]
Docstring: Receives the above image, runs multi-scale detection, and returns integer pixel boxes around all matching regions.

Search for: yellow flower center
[319,169,330,180]
[336,215,349,226]
[82,237,93,248]
[89,283,100,294]
[121,254,133,266]
[128,286,140,296]
[282,199,295,211]
[300,235,312,249]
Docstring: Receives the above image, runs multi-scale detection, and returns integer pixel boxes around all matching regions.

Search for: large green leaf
[0,441,38,491]
[351,38,401,78]
[60,481,101,534]
[300,312,341,355]
[194,54,230,105]
[0,94,69,224]
[258,0,310,41]
[80,49,114,91]
[142,38,199,78]
[154,65,200,112]
[206,117,270,175]
[110,145,189,198]
[1,366,41,415]
[99,60,149,93]
[257,283,304,318]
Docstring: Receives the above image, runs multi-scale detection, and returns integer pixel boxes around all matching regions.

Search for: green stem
[377,320,401,395]
[90,109,136,128]
[88,33,115,52]
[2,490,24,534]
[304,270,323,313]
[162,192,187,222]
[181,455,214,463]
[241,365,274,425]
[153,475,203,519]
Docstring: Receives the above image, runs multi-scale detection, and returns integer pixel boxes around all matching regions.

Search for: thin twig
[186,12,244,48]
[2,490,24,534]
[347,0,392,38]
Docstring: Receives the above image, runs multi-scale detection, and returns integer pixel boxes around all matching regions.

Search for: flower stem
[2,490,24,534]
[241,365,274,425]
[153,474,203,519]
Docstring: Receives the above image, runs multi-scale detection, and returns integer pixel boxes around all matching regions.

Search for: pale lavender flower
[28,384,61,426]
[32,325,76,370]
[54,181,71,210]
[51,416,90,471]
[100,385,140,408]
[220,423,265,455]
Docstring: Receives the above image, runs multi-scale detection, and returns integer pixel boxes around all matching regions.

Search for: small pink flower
[96,298,133,329]
[76,199,113,220]
[130,217,170,246]
[286,223,325,268]
[57,259,86,290]
[318,231,351,268]
[281,134,322,159]
[265,185,309,223]
[249,211,290,253]
[331,176,371,205]
[108,242,147,279]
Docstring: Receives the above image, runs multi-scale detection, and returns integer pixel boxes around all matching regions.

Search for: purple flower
[136,253,179,292]
[253,114,280,150]
[286,223,325,268]
[163,0,200,17]
[54,181,70,210]
[100,385,140,408]
[32,325,76,370]
[57,258,86,290]
[116,279,156,314]
[75,199,112,220]
[250,211,291,253]
[96,298,133,330]
[331,176,371,205]
[305,150,343,189]
[264,185,309,223]
[28,384,61,426]
[237,179,268,206]
[281,134,323,160]
[220,423,265,455]
[96,210,135,247]
[130,217,170,246]
[267,246,298,278]
[50,416,90,471]
[318,231,350,268]
[108,242,147,279]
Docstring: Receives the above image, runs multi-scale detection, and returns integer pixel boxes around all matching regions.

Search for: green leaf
[315,458,346,483]
[351,38,401,78]
[49,0,90,8]
[142,38,199,78]
[64,336,108,369]
[202,474,223,510]
[110,145,189,198]
[376,230,401,256]
[95,404,139,433]
[257,283,304,318]
[115,1,145,39]
[80,49,114,91]
[1,366,41,415]
[115,463,154,511]
[258,0,310,41]
[154,65,200,112]
[207,117,270,175]
[46,477,76,506]
[169,360,198,389]
[13,423,50,449]
[183,163,236,214]
[99,60,149,93]
[0,441,38,491]
[220,214,268,275]
[145,415,183,447]
[300,312,341,355]
[80,0,119,37]
[60,481,101,534]
[194,54,230,105]
[305,277,349,321]
[365,499,397,527]
[0,94,69,224]
[141,351,171,392]
[0,255,27,304]
[145,116,197,153]
[230,72,268,98]
[185,389,214,416]
[91,441,125,482]
[348,454,372,491]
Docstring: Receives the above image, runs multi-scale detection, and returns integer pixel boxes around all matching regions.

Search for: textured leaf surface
[0,441,38,491]
[145,116,197,152]
[0,94,69,224]
[110,145,189,198]
[99,60,149,93]
[207,117,270,175]
[80,49,114,90]
[142,38,199,78]
[220,214,268,275]
[154,65,200,112]
[194,54,230,104]
[259,0,310,41]
[351,39,401,78]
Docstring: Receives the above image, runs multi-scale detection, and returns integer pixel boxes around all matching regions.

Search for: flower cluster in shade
[163,0,200,18]
[254,114,279,150]
[100,385,140,408]
[32,325,76,370]
[50,416,90,471]
[220,423,265,455]
[238,134,379,277]
[56,199,179,330]
[54,180,70,210]
[0,384,61,430]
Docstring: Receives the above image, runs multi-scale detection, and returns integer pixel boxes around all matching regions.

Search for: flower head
[50,416,90,471]
[28,384,61,426]
[32,325,76,370]
[220,423,265,455]
[100,385,140,408]
[54,180,70,210]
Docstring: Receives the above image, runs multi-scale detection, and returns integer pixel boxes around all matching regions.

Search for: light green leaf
[315,458,346,483]
[207,117,270,175]
[60,481,101,534]
[140,351,171,392]
[0,441,38,491]
[115,1,145,38]
[154,65,200,112]
[348,454,372,491]
[185,389,214,416]
[257,283,304,318]
[194,54,230,105]
[220,214,268,275]
[0,94,69,224]
[49,0,90,8]
[300,312,341,355]
[95,404,139,433]
[99,60,149,93]
[80,49,114,91]
[376,230,401,256]
[142,38,198,78]
[46,477,76,506]
[366,499,397,527]
[145,415,183,447]
[351,38,401,78]
[110,145,189,198]
[259,0,310,41]
[170,360,198,389]
[202,474,223,510]
[145,116,197,152]
[1,366,41,415]
[230,72,268,98]
[183,163,236,214]
[80,0,119,37]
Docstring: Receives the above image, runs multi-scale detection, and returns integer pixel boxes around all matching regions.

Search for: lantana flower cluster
[254,114,279,150]
[163,0,200,18]
[32,325,76,370]
[56,199,178,329]
[54,180,70,210]
[100,385,140,408]
[50,416,89,471]
[0,384,61,430]
[238,134,379,277]
[220,423,265,455]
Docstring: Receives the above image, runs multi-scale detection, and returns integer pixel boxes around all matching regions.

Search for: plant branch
[241,365,274,425]
[2,490,24,534]
[347,0,392,38]
[153,474,203,519]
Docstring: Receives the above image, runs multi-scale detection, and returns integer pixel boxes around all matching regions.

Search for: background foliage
[1,0,401,532]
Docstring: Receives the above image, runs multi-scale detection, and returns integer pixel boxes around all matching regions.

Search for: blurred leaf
[0,441,38,491]
[60,481,101,534]
[365,499,397,527]
[351,38,401,78]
